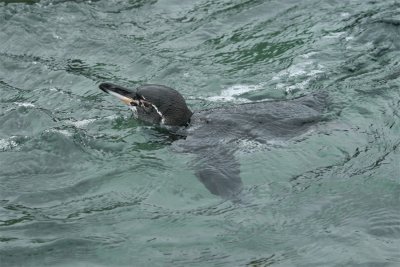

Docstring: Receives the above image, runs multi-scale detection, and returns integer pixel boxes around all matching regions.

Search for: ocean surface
[1,0,400,266]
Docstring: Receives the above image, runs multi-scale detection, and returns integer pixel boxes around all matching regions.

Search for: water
[1,0,399,266]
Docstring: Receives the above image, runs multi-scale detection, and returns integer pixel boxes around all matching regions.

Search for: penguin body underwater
[99,82,327,198]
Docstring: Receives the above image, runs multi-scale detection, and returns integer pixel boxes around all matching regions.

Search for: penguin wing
[192,145,242,199]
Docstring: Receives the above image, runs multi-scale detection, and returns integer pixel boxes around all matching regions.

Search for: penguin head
[99,82,192,126]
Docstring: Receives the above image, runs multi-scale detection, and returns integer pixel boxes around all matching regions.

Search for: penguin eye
[142,101,151,108]
[138,100,150,107]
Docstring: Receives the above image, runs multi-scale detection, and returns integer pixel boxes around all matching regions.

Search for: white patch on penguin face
[149,103,165,124]
[139,96,164,124]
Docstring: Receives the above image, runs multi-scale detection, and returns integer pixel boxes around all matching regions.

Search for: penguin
[99,82,327,199]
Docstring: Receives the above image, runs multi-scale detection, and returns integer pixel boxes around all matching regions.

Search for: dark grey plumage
[99,83,328,199]
[136,85,192,126]
[99,82,192,126]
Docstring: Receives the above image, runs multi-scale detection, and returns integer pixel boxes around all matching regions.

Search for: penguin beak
[99,82,139,106]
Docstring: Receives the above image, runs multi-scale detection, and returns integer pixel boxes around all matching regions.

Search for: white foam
[14,102,35,107]
[104,115,119,120]
[236,138,289,154]
[207,84,263,102]
[274,59,324,78]
[301,52,318,59]
[68,118,96,128]
[308,69,325,76]
[237,139,266,153]
[272,58,325,93]
[46,129,73,137]
[323,32,345,39]
[66,115,120,129]
[0,137,18,151]
[276,80,310,94]
[52,33,62,40]
[288,65,308,77]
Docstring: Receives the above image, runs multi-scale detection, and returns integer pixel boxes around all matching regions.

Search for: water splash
[207,84,264,102]
[0,137,18,151]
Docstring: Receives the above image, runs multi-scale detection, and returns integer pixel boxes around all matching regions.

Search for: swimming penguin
[99,82,327,198]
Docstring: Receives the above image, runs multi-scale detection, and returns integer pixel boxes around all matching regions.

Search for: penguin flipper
[192,146,242,199]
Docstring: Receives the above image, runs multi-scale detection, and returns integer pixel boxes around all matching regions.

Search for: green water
[1,0,400,266]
